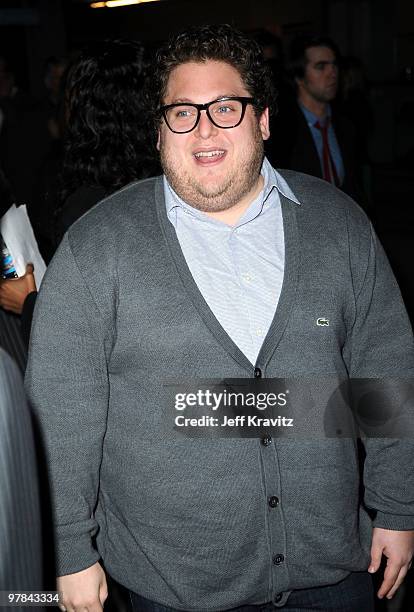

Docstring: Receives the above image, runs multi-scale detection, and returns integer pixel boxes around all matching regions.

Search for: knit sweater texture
[26,171,414,610]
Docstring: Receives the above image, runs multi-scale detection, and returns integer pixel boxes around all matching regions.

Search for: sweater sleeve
[25,233,113,575]
[348,221,414,530]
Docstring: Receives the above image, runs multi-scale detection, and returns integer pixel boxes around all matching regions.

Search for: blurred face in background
[297,45,338,104]
[45,62,66,101]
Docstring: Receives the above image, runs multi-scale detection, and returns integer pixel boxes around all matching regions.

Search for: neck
[298,92,328,119]
[204,174,264,226]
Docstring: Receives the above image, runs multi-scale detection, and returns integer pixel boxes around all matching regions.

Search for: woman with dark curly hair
[57,37,160,239]
[0,38,159,348]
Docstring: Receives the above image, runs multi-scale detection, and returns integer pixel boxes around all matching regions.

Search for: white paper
[0,204,46,288]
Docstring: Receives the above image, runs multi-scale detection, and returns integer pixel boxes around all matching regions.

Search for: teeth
[194,150,224,158]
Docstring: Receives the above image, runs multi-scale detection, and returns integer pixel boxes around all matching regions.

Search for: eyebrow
[312,60,337,67]
[168,93,243,104]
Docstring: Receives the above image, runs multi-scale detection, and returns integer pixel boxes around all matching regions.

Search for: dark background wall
[2,0,413,164]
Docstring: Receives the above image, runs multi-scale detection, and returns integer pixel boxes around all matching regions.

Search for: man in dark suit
[266,36,363,204]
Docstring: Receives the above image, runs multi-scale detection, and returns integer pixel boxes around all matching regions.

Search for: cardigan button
[254,367,262,378]
[273,554,285,565]
[268,496,279,508]
[261,435,272,447]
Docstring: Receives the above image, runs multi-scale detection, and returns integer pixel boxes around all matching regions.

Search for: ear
[295,76,304,91]
[259,107,270,141]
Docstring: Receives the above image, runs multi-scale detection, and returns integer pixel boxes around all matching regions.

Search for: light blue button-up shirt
[165,157,300,365]
[300,103,345,185]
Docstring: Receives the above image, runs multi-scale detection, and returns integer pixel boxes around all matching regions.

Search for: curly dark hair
[147,24,276,132]
[61,39,159,201]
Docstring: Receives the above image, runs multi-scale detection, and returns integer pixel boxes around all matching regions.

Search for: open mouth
[193,149,226,164]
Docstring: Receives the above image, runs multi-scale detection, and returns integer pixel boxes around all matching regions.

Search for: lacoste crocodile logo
[317,318,330,327]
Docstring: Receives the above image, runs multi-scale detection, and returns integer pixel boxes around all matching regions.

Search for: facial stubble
[159,121,265,213]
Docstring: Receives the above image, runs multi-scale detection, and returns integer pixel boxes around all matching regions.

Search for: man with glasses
[26,24,413,612]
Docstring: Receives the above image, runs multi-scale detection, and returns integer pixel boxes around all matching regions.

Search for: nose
[195,109,218,139]
[329,62,338,78]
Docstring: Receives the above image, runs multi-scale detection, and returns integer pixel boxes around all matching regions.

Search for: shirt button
[268,496,279,508]
[254,367,262,378]
[242,273,252,282]
[274,593,283,603]
[273,554,285,565]
[256,328,263,337]
[261,435,272,446]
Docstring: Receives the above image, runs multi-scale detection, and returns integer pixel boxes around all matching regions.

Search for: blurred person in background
[0,38,159,350]
[0,55,51,217]
[42,56,67,140]
[266,35,365,206]
[0,165,28,372]
[0,348,42,602]
[56,37,159,239]
[29,55,67,256]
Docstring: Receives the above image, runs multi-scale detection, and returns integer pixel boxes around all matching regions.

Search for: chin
[196,173,227,191]
[195,182,229,200]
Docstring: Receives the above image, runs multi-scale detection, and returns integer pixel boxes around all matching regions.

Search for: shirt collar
[299,102,332,127]
[164,156,301,222]
[261,156,300,206]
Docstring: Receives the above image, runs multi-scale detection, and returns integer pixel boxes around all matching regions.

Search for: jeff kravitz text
[175,414,294,427]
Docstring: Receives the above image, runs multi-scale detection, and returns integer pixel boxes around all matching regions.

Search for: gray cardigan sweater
[26,171,414,610]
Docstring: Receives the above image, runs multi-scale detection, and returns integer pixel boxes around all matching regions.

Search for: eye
[211,102,240,117]
[174,108,195,119]
[216,104,233,114]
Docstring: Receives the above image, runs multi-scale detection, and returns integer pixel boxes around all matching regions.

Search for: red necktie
[314,118,339,186]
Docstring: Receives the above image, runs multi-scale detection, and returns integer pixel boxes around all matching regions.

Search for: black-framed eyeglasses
[159,96,255,134]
